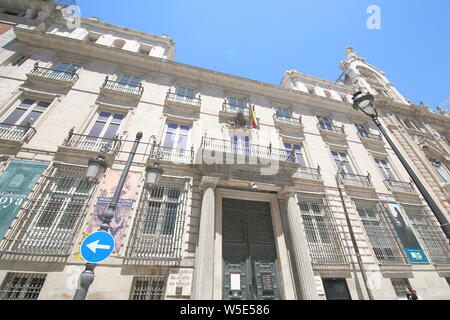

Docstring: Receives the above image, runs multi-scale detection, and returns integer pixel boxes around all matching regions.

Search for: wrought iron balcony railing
[317,122,345,135]
[273,114,303,126]
[62,129,121,154]
[339,172,373,188]
[148,143,194,164]
[165,90,201,107]
[296,166,322,181]
[384,179,416,193]
[28,63,79,84]
[357,131,383,142]
[222,100,249,115]
[201,137,298,164]
[102,77,144,96]
[0,123,36,142]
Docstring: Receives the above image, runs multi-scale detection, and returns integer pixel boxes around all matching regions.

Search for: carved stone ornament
[227,111,248,129]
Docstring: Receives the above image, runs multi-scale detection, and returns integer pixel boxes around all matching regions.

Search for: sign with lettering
[166,268,194,297]
[0,160,48,240]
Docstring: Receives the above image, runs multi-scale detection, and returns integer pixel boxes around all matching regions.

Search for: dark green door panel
[222,199,281,300]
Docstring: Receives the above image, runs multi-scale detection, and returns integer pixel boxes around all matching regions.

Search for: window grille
[356,203,406,265]
[0,164,95,256]
[129,275,167,300]
[391,278,410,298]
[298,194,349,266]
[126,177,189,261]
[0,273,46,300]
[404,206,450,266]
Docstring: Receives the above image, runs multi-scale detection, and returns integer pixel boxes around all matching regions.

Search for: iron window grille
[126,177,189,261]
[129,275,167,300]
[404,206,450,266]
[0,164,96,256]
[391,278,411,298]
[0,273,46,300]
[356,203,407,265]
[298,194,349,266]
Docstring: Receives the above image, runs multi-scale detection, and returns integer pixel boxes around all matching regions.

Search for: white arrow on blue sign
[80,231,115,263]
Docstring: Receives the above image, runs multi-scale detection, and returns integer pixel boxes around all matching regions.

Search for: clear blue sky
[77,0,450,111]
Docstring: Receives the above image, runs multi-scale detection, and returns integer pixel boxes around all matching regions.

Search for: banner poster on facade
[382,201,428,263]
[0,160,48,240]
[85,170,142,255]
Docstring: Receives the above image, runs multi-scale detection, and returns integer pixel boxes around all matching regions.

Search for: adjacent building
[0,0,449,300]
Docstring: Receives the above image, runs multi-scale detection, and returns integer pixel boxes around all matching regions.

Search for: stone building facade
[0,0,449,300]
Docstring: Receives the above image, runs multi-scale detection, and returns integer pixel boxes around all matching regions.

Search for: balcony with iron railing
[200,137,301,175]
[317,122,346,137]
[357,131,384,145]
[273,114,304,131]
[294,165,323,182]
[26,62,79,88]
[0,123,36,146]
[338,172,373,189]
[384,179,416,194]
[100,76,144,101]
[221,100,249,115]
[165,90,201,111]
[57,128,122,160]
[148,142,194,165]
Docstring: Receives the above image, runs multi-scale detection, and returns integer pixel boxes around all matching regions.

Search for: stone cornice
[282,69,353,93]
[375,96,450,125]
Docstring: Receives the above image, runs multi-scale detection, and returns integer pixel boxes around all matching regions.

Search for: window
[298,195,348,266]
[317,115,333,131]
[331,150,354,174]
[175,86,196,104]
[231,134,250,155]
[113,39,126,48]
[428,158,450,183]
[51,62,80,80]
[355,123,370,138]
[162,123,191,159]
[275,106,292,122]
[391,278,411,299]
[139,44,153,55]
[10,55,29,67]
[115,74,141,93]
[284,143,306,166]
[356,203,406,265]
[0,273,46,300]
[16,164,95,255]
[87,111,124,140]
[85,32,101,43]
[1,98,50,127]
[322,278,352,300]
[129,276,167,300]
[227,97,247,113]
[127,177,188,260]
[374,158,396,180]
[404,206,450,265]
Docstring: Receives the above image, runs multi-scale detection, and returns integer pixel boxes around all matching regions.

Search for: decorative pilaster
[192,177,220,300]
[280,189,319,300]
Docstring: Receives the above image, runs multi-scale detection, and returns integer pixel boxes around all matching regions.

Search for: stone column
[192,177,219,300]
[281,189,319,300]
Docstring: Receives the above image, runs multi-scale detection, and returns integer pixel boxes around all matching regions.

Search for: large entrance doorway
[222,198,281,300]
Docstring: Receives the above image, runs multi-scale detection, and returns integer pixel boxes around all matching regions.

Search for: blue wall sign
[80,231,115,263]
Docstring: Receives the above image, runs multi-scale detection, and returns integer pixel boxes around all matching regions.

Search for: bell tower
[339,46,409,104]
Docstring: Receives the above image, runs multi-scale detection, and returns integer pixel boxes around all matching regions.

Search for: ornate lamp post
[352,91,450,241]
[73,132,164,300]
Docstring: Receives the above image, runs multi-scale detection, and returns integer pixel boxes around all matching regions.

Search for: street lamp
[145,162,164,191]
[74,132,164,300]
[352,91,450,241]
[335,161,374,300]
[86,155,108,182]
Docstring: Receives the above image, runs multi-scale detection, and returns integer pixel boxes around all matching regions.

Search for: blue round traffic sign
[80,231,115,263]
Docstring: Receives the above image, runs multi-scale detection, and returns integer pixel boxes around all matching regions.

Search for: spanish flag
[249,104,258,129]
